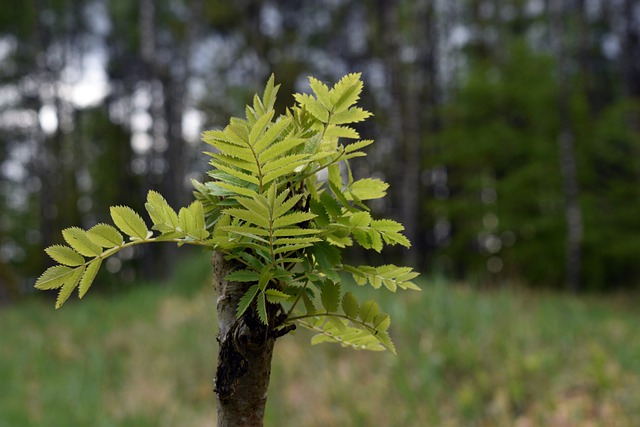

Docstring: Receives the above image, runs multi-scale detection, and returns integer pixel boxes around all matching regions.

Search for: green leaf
[87,224,124,248]
[342,264,420,291]
[45,245,85,266]
[309,76,333,110]
[225,269,261,282]
[262,74,279,111]
[272,228,321,237]
[302,291,316,315]
[301,318,386,352]
[206,139,254,159]
[273,237,321,246]
[178,201,209,240]
[35,265,75,290]
[329,181,351,209]
[359,300,379,323]
[236,197,271,220]
[326,233,353,248]
[272,212,316,229]
[260,153,309,174]
[224,208,271,229]
[343,139,373,153]
[254,116,292,154]
[238,252,266,271]
[341,292,360,318]
[294,93,329,123]
[265,289,291,304]
[78,258,102,298]
[330,73,363,112]
[223,225,270,238]
[374,329,396,354]
[330,107,372,125]
[203,128,247,147]
[258,137,308,164]
[110,206,149,240]
[273,242,316,255]
[214,182,259,198]
[258,267,274,291]
[350,211,372,228]
[311,241,341,282]
[257,292,268,325]
[372,219,411,248]
[272,194,304,220]
[323,125,360,139]
[249,110,275,146]
[327,315,348,333]
[348,178,389,201]
[62,227,103,257]
[145,191,179,232]
[209,161,260,186]
[373,313,391,331]
[208,153,258,174]
[237,284,260,318]
[309,198,330,226]
[320,191,342,218]
[328,163,342,188]
[368,230,384,252]
[55,266,84,309]
[320,280,340,312]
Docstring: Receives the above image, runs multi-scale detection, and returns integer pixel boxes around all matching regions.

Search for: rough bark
[212,252,281,427]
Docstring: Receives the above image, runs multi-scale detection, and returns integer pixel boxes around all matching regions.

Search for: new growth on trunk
[36,74,420,427]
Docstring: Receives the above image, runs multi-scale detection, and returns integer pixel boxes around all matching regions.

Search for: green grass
[2,258,640,426]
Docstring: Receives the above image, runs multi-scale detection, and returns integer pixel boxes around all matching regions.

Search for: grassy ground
[1,254,640,426]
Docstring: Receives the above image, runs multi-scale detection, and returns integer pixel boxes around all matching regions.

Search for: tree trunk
[212,252,276,427]
[549,0,584,292]
[378,0,425,268]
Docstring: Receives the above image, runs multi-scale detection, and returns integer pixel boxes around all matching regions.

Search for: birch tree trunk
[211,252,277,427]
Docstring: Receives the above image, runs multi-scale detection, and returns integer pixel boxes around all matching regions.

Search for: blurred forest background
[2,0,640,300]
